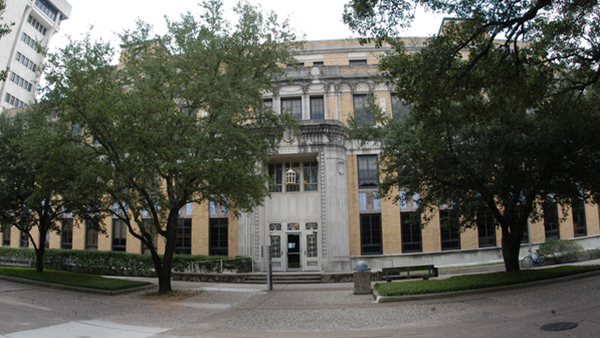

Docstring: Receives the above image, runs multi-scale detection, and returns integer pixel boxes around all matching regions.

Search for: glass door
[287,233,301,270]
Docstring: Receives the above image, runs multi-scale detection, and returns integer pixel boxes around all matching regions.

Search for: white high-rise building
[0,0,71,111]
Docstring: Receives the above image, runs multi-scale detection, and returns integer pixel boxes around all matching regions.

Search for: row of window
[288,59,367,68]
[53,217,228,256]
[9,72,34,92]
[34,0,58,22]
[264,93,409,122]
[15,52,38,72]
[360,205,589,255]
[27,15,48,36]
[21,33,41,52]
[4,93,25,108]
[269,162,318,192]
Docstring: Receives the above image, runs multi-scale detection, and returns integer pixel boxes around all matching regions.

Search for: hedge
[0,247,252,276]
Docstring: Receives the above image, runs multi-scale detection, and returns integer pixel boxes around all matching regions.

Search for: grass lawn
[375,265,600,297]
[0,267,151,291]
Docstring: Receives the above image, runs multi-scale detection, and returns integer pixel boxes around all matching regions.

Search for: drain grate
[540,322,578,332]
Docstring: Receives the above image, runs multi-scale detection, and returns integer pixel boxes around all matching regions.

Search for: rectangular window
[543,201,560,239]
[303,161,318,191]
[401,212,422,253]
[477,210,497,247]
[3,226,10,246]
[141,219,158,254]
[263,99,273,111]
[268,163,282,192]
[175,218,192,255]
[391,94,411,120]
[20,231,29,248]
[61,219,73,249]
[85,220,98,250]
[281,98,302,120]
[112,219,127,251]
[360,213,382,255]
[353,94,375,125]
[440,210,460,251]
[357,155,378,189]
[35,0,58,21]
[572,200,587,237]
[350,59,367,67]
[310,96,324,119]
[209,218,228,256]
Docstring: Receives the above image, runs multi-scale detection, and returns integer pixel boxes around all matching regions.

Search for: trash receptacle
[353,261,372,295]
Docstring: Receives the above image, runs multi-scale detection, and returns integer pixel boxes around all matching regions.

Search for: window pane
[310,96,324,119]
[543,201,560,239]
[401,212,422,253]
[477,210,497,247]
[358,155,378,188]
[281,98,302,120]
[209,218,228,256]
[440,210,460,250]
[353,94,374,126]
[360,214,382,255]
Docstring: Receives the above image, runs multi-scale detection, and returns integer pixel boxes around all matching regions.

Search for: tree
[344,0,600,271]
[1,0,15,81]
[42,0,298,293]
[0,106,104,272]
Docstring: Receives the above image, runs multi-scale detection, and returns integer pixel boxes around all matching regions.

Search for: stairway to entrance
[243,272,324,284]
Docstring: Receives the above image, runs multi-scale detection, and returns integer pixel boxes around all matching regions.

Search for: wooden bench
[0,256,32,268]
[381,264,438,282]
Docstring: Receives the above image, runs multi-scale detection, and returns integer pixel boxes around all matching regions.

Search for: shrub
[538,239,584,263]
[0,247,252,275]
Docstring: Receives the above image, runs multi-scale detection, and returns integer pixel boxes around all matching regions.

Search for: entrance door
[287,233,301,270]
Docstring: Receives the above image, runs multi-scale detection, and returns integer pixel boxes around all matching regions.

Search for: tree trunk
[35,246,45,272]
[155,210,179,294]
[501,226,522,272]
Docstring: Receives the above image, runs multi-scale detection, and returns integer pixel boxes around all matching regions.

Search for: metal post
[266,245,272,291]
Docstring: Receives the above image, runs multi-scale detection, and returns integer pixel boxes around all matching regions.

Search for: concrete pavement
[0,261,599,337]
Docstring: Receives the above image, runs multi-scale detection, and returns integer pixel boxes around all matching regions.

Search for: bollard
[353,261,372,295]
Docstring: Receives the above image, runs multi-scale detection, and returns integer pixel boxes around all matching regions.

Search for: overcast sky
[52,0,445,52]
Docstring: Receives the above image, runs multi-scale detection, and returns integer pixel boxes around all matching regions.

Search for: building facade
[0,0,71,111]
[2,38,599,272]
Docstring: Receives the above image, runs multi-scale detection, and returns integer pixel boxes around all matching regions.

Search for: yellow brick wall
[381,188,401,254]
[192,201,209,255]
[341,92,354,125]
[586,203,599,235]
[326,95,338,120]
[346,155,361,256]
[228,213,239,257]
[461,226,479,249]
[422,210,441,252]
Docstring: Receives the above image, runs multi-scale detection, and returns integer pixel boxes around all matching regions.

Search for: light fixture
[286,161,296,185]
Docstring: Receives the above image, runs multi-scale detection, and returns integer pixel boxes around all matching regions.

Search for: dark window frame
[477,210,497,247]
[357,155,378,189]
[209,218,228,256]
[440,210,461,251]
[401,212,422,253]
[360,213,382,255]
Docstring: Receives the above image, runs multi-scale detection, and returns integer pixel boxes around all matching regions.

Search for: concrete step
[244,273,323,284]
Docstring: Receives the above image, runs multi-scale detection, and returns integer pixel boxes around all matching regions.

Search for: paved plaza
[1,264,599,337]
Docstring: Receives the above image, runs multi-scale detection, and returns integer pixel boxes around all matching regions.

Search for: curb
[0,274,155,295]
[372,269,600,303]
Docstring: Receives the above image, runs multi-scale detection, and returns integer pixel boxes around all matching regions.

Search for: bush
[0,247,252,275]
[538,239,584,263]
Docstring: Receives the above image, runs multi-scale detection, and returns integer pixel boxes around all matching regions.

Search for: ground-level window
[112,219,127,251]
[85,220,98,250]
[572,200,587,237]
[3,226,10,246]
[543,201,560,240]
[141,219,158,255]
[401,212,422,253]
[477,210,497,247]
[61,218,73,249]
[360,213,382,255]
[209,218,228,256]
[440,210,460,251]
[175,218,192,255]
[20,231,29,248]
